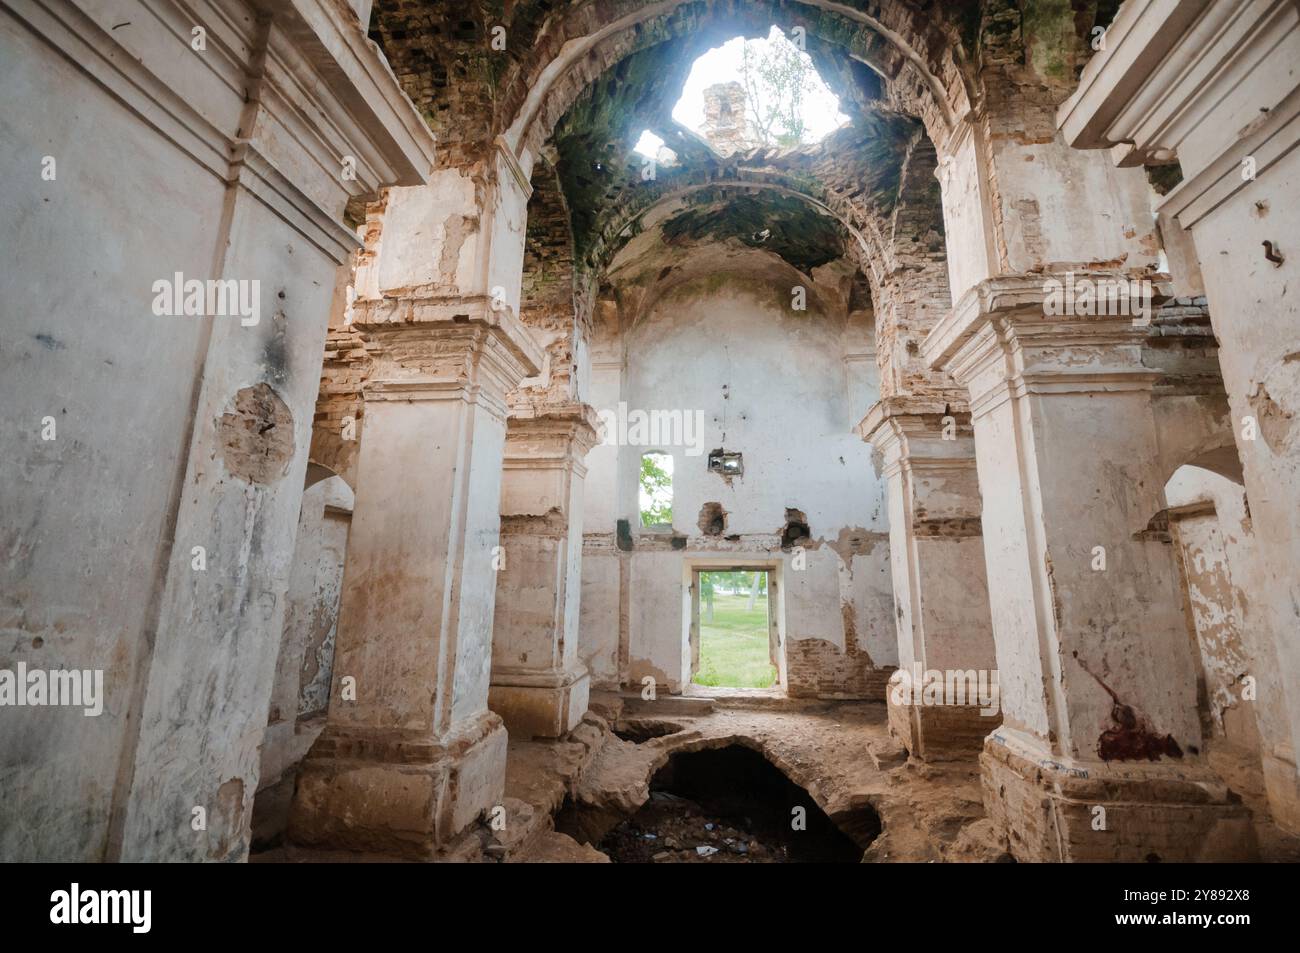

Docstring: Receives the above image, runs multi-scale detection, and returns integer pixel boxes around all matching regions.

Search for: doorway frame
[683,557,785,692]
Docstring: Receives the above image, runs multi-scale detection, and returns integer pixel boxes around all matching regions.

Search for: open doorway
[692,570,777,689]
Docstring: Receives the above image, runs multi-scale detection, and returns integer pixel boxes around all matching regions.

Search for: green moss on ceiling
[952,0,985,56]
[1021,0,1075,82]
[552,32,704,263]
[544,5,930,278]
[659,191,844,274]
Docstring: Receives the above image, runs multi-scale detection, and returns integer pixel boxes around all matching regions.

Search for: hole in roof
[633,129,678,165]
[671,26,849,150]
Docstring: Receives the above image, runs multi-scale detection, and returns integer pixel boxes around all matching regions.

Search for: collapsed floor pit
[613,719,687,744]
[592,744,878,862]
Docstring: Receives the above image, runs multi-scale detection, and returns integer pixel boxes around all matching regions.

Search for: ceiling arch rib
[498,0,973,163]
[592,178,889,289]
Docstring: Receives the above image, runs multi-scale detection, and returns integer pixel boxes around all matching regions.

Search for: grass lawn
[694,591,776,689]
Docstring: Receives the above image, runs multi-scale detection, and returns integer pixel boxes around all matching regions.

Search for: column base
[287,711,507,859]
[489,667,589,740]
[981,731,1257,862]
[1263,747,1300,834]
[887,675,1000,761]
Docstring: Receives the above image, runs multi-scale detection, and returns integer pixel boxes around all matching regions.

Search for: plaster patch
[216,383,295,485]
[1249,356,1300,454]
[697,502,727,536]
[438,214,478,285]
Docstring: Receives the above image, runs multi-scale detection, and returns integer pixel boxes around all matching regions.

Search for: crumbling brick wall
[509,159,586,414]
[786,637,893,700]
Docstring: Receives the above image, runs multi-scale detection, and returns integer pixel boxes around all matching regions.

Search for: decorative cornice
[279,0,438,184]
[4,0,435,264]
[1058,0,1299,187]
[233,143,360,263]
[858,398,977,476]
[924,273,1161,373]
[924,274,1058,371]
[1160,84,1300,229]
[948,317,1161,420]
[353,316,540,423]
[857,394,970,442]
[351,293,544,377]
[503,402,601,468]
[1057,0,1214,154]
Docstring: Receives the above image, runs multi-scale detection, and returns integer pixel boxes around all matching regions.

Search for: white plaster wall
[2,0,436,861]
[578,545,621,688]
[1034,389,1199,756]
[627,551,687,691]
[578,353,624,691]
[119,183,347,863]
[267,476,352,726]
[1170,509,1256,748]
[939,130,994,301]
[960,402,1048,739]
[622,280,881,538]
[370,173,482,297]
[606,275,891,693]
[300,507,350,718]
[0,17,224,861]
[991,137,1161,275]
[1189,148,1300,821]
[842,317,878,423]
[583,356,623,531]
[850,549,897,665]
[485,155,531,315]
[940,129,1161,301]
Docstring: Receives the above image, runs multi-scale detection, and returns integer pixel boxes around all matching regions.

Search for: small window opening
[639,452,674,528]
[708,449,743,478]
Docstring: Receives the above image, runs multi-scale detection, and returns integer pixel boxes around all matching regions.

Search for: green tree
[739,29,816,148]
[639,453,673,526]
[700,573,714,622]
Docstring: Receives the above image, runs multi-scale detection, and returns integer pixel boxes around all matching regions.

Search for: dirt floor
[520,692,1009,863]
[255,689,1300,863]
[506,691,1300,864]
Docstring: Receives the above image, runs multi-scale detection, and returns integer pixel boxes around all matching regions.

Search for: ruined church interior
[4,0,1300,882]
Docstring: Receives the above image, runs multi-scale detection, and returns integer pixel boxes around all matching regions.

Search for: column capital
[504,402,601,470]
[926,274,1165,419]
[351,295,543,413]
[858,395,976,477]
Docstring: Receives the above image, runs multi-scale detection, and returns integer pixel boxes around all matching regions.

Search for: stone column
[490,404,599,738]
[289,297,542,858]
[923,277,1255,861]
[1057,0,1300,832]
[860,396,998,761]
